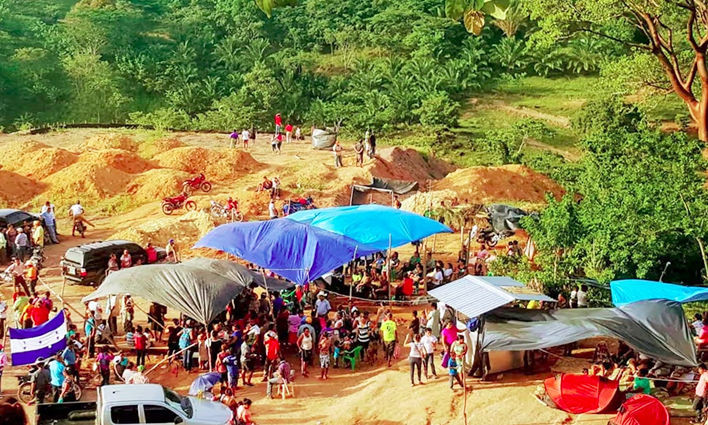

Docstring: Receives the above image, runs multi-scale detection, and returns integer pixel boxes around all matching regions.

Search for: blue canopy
[194,219,379,285]
[286,204,453,250]
[611,279,708,306]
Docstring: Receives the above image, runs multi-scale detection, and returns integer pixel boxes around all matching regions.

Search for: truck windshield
[163,388,193,419]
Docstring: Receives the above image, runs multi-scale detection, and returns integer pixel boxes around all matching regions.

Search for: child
[448,357,463,390]
[223,348,240,390]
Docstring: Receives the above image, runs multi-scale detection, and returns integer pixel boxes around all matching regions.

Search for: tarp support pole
[387,234,392,301]
[349,246,358,306]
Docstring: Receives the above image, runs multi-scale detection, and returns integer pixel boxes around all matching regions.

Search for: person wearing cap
[31,221,44,249]
[315,292,331,330]
[49,353,66,402]
[166,239,180,263]
[24,260,38,297]
[30,357,50,404]
[127,365,149,384]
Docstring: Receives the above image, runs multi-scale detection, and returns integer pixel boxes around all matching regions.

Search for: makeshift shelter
[610,394,670,425]
[82,258,250,324]
[611,279,708,306]
[349,177,418,206]
[484,300,697,366]
[543,374,623,414]
[194,219,380,285]
[311,128,337,150]
[487,204,528,234]
[286,204,452,251]
[185,257,293,291]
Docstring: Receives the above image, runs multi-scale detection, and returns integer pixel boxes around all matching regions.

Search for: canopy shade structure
[286,204,453,251]
[82,258,251,324]
[483,300,697,366]
[194,219,380,285]
[184,257,294,291]
[611,279,708,306]
[428,275,555,319]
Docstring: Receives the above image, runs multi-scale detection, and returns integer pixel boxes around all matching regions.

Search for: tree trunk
[699,114,708,142]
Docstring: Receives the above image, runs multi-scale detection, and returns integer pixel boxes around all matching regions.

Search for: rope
[328,288,435,305]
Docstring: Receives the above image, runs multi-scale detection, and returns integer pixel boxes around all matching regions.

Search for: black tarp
[488,204,528,233]
[354,177,418,195]
[483,300,697,366]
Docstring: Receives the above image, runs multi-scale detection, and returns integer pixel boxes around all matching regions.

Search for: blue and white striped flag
[9,311,67,365]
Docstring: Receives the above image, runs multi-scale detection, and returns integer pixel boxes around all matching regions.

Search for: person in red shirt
[274,113,282,134]
[134,325,147,366]
[285,123,293,143]
[263,330,280,381]
[145,242,158,264]
[30,298,49,327]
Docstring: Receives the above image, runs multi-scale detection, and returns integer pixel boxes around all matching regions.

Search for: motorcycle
[286,196,316,215]
[17,358,83,404]
[161,193,197,215]
[29,246,45,271]
[182,173,212,194]
[73,220,86,238]
[209,201,243,222]
[469,225,502,248]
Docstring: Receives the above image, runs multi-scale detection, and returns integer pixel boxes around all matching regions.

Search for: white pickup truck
[37,384,232,425]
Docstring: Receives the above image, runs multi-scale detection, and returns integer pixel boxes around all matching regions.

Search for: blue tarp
[193,219,380,285]
[286,204,453,250]
[611,279,708,306]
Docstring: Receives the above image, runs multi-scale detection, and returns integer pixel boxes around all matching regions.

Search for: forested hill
[0,0,615,133]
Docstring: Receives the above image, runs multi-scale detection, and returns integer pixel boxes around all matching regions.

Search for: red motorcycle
[161,192,197,215]
[182,173,212,193]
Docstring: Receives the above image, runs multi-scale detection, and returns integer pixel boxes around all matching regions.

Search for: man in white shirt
[126,365,149,384]
[268,200,277,219]
[577,285,588,308]
[420,327,438,378]
[68,200,94,231]
[241,129,250,149]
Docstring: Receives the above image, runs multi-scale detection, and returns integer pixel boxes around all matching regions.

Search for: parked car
[60,240,166,286]
[37,384,233,425]
[0,208,54,245]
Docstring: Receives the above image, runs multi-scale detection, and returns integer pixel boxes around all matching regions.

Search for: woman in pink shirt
[441,321,459,354]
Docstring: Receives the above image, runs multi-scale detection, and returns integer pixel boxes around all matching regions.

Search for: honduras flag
[9,311,67,366]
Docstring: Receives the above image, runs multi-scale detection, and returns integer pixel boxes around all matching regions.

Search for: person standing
[14,229,29,262]
[241,128,250,150]
[314,292,331,330]
[0,295,7,339]
[0,230,6,265]
[333,141,343,168]
[274,113,282,135]
[269,199,277,220]
[404,333,426,386]
[49,354,66,402]
[577,285,588,308]
[134,325,147,367]
[285,123,293,143]
[369,132,377,158]
[354,140,364,167]
[31,221,44,250]
[179,321,194,372]
[5,224,16,259]
[166,239,180,263]
[420,327,438,378]
[5,257,29,296]
[296,327,313,377]
[96,346,114,386]
[295,127,302,141]
[318,332,331,380]
[693,363,708,423]
[381,312,397,367]
[229,130,239,149]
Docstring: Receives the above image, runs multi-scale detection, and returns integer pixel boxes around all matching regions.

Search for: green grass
[493,75,600,117]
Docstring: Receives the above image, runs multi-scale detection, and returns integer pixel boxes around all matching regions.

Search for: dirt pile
[83,133,138,151]
[41,162,132,202]
[2,147,78,180]
[126,169,190,203]
[400,189,461,214]
[368,147,455,183]
[153,147,262,180]
[109,210,215,247]
[0,140,51,169]
[137,137,185,159]
[433,164,564,204]
[0,170,45,206]
[78,149,155,174]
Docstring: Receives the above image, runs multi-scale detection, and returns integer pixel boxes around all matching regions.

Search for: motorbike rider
[68,200,94,234]
[225,197,239,220]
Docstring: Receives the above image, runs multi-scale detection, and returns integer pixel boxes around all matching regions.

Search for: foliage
[572,96,646,137]
[485,118,553,164]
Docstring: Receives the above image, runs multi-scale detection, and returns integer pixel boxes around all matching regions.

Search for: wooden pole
[386,234,392,300]
[39,277,84,319]
[144,341,198,377]
[349,246,358,305]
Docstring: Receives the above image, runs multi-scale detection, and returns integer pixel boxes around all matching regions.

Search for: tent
[487,204,528,234]
[611,279,708,306]
[311,128,337,150]
[185,257,293,291]
[194,219,380,285]
[484,300,697,366]
[610,394,670,425]
[543,374,623,414]
[349,177,418,206]
[82,258,251,324]
[286,204,452,251]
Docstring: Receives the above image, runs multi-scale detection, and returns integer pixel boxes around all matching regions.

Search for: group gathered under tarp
[194,205,452,284]
[82,258,275,324]
[483,300,697,366]
[611,278,708,306]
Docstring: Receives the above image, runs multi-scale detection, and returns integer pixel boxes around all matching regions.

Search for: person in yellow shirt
[32,221,44,249]
[380,312,397,367]
[24,262,38,297]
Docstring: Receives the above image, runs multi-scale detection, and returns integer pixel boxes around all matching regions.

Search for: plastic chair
[276,381,295,399]
[341,346,364,370]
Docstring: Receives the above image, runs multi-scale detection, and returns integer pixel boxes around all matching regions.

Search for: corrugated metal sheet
[428,275,554,318]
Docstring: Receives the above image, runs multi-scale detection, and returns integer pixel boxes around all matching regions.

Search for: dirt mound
[0,170,46,206]
[79,149,155,174]
[433,164,564,204]
[0,140,51,169]
[153,147,262,180]
[109,210,215,248]
[368,147,455,183]
[42,162,132,202]
[137,137,186,159]
[83,133,137,151]
[126,169,190,203]
[400,189,460,214]
[2,147,78,180]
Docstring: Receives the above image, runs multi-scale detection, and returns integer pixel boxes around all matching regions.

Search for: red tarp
[610,394,670,425]
[544,374,622,414]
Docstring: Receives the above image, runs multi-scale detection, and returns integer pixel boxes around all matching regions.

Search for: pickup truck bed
[37,402,97,425]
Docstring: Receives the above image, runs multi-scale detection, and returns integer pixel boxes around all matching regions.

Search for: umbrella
[82,259,250,324]
[194,219,380,285]
[188,372,222,396]
[285,204,453,250]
